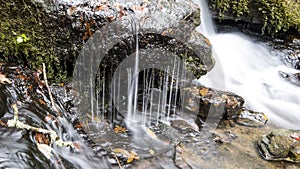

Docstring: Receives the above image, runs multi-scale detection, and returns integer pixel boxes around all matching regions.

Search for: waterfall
[195,0,300,129]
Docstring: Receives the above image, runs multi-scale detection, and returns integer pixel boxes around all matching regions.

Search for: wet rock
[278,71,300,86]
[1,0,212,81]
[69,1,216,124]
[280,51,300,70]
[235,108,268,127]
[184,86,268,128]
[258,129,300,163]
[184,86,243,124]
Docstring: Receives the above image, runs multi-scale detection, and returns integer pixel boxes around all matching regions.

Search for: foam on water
[195,0,300,129]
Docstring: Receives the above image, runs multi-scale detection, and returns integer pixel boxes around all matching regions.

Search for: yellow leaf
[199,88,209,96]
[112,148,139,163]
[146,128,158,140]
[127,151,139,163]
[113,148,130,156]
[114,125,127,133]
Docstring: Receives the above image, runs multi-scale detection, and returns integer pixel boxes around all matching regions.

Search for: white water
[196,0,300,129]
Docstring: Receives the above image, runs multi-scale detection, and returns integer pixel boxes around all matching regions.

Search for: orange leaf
[205,38,211,46]
[95,5,108,11]
[127,151,139,163]
[75,122,84,129]
[0,120,7,127]
[38,99,47,105]
[114,125,127,133]
[199,88,209,96]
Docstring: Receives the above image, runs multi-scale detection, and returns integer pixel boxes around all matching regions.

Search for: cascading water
[195,0,300,129]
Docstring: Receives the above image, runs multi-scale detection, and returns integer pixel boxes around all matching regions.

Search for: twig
[7,104,75,149]
[114,154,123,169]
[42,63,57,112]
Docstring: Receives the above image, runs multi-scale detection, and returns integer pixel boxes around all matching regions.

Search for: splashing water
[195,0,300,129]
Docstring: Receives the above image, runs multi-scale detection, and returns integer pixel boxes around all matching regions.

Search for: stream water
[196,0,300,130]
[1,0,300,168]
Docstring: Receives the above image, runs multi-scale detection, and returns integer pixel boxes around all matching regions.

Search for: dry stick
[42,63,57,112]
[7,104,75,149]
[114,155,124,169]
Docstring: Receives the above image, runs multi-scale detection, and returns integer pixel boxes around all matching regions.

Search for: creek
[196,0,300,130]
[0,0,299,168]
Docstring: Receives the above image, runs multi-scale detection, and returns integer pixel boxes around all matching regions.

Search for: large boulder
[0,0,214,81]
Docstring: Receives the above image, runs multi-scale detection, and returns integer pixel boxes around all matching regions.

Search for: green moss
[0,0,66,81]
[208,0,300,36]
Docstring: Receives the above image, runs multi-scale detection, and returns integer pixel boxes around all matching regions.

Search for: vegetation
[208,0,300,36]
[0,0,73,81]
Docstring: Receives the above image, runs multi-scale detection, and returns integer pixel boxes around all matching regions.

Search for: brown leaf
[75,122,84,129]
[35,132,50,145]
[16,74,29,80]
[205,38,211,46]
[38,99,47,105]
[0,120,7,127]
[95,5,108,11]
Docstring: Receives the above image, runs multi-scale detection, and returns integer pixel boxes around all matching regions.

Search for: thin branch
[7,104,75,149]
[42,63,57,112]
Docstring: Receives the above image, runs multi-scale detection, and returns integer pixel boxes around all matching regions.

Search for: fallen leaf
[0,120,7,127]
[127,151,139,163]
[199,88,209,96]
[146,128,158,140]
[38,99,47,105]
[114,125,127,133]
[205,38,211,46]
[149,149,155,155]
[16,74,29,80]
[95,5,108,11]
[35,132,50,145]
[113,148,131,157]
[75,122,84,129]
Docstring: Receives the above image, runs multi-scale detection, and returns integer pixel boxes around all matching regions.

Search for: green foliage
[208,0,300,36]
[255,0,300,35]
[0,0,66,81]
[208,0,250,18]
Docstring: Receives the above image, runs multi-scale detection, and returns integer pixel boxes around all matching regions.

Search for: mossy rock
[0,0,80,81]
[208,0,300,37]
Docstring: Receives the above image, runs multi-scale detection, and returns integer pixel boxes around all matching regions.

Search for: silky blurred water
[195,0,300,129]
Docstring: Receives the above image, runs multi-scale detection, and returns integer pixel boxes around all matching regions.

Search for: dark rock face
[39,0,213,79]
[67,0,214,78]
